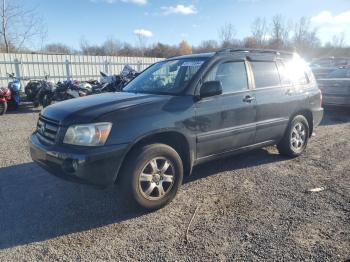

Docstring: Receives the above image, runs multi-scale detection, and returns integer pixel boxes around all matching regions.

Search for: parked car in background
[310,57,350,79]
[317,67,350,107]
[30,49,323,210]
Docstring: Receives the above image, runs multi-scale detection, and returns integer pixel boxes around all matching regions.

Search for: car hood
[41,92,169,126]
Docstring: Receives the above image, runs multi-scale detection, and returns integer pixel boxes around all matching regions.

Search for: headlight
[63,122,112,146]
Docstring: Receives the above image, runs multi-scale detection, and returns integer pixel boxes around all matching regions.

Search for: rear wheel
[277,115,309,157]
[0,101,7,115]
[119,143,183,210]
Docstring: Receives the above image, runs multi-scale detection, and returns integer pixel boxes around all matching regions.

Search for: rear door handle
[243,95,255,103]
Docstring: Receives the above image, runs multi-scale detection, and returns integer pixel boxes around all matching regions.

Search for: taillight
[320,90,323,107]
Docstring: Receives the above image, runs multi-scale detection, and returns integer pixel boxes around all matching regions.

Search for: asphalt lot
[0,103,349,261]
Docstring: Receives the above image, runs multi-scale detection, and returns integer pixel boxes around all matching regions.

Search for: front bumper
[29,133,129,187]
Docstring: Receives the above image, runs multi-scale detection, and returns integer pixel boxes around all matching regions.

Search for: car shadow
[6,102,41,114]
[0,162,148,249]
[0,147,285,250]
[186,147,286,183]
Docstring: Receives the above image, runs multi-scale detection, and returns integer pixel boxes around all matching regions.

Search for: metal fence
[0,53,163,89]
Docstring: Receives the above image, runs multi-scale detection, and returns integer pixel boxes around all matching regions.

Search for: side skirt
[193,140,276,166]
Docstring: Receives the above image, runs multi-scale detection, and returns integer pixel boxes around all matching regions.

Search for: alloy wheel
[138,157,175,201]
[291,122,306,151]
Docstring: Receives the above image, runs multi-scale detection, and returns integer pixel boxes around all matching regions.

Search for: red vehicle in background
[0,86,11,115]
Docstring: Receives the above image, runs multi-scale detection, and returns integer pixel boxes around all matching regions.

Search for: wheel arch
[290,109,313,137]
[115,130,193,183]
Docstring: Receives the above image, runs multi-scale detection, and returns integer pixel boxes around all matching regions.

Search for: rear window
[251,61,280,88]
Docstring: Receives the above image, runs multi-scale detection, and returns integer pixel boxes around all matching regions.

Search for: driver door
[195,60,256,159]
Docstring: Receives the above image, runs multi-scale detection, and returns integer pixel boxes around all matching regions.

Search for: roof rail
[216,48,293,56]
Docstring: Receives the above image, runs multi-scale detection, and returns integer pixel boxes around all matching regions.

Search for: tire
[277,115,310,157]
[42,94,51,108]
[0,101,7,115]
[119,143,184,210]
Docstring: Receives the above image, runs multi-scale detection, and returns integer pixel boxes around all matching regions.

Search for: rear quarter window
[284,59,311,86]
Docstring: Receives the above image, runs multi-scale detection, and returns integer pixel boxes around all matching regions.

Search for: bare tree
[103,38,121,56]
[331,32,346,48]
[218,23,236,48]
[293,17,320,54]
[243,36,259,48]
[44,43,72,54]
[135,34,147,56]
[80,38,105,56]
[178,40,192,55]
[193,40,219,53]
[0,0,46,53]
[251,17,268,47]
[269,14,291,49]
[144,42,179,58]
[133,29,153,56]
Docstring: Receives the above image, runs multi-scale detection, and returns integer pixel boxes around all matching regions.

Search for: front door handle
[243,95,255,103]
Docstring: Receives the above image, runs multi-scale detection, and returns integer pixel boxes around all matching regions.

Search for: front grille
[36,115,60,144]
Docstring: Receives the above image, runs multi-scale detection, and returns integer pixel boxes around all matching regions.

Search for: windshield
[123,58,206,95]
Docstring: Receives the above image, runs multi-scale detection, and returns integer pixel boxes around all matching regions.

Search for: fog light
[62,158,77,173]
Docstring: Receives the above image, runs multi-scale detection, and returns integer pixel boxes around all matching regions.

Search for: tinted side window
[204,61,248,93]
[251,61,280,88]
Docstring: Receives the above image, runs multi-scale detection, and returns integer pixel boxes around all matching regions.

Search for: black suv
[30,49,323,209]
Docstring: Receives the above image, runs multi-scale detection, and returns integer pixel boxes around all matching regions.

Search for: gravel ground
[0,103,349,261]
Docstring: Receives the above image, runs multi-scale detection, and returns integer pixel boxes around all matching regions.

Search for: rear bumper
[312,107,324,128]
[29,133,129,187]
[323,94,350,107]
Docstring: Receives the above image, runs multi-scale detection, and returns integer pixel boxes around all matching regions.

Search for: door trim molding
[196,123,256,143]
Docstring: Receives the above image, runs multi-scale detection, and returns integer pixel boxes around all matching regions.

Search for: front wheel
[277,115,309,157]
[119,143,184,210]
[0,101,7,115]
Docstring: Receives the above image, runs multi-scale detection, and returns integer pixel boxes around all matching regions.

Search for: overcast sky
[30,0,350,48]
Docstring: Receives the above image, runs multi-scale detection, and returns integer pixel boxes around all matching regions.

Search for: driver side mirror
[200,81,223,98]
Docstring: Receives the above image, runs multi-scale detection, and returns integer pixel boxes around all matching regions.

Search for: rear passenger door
[249,60,298,144]
[195,60,256,158]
